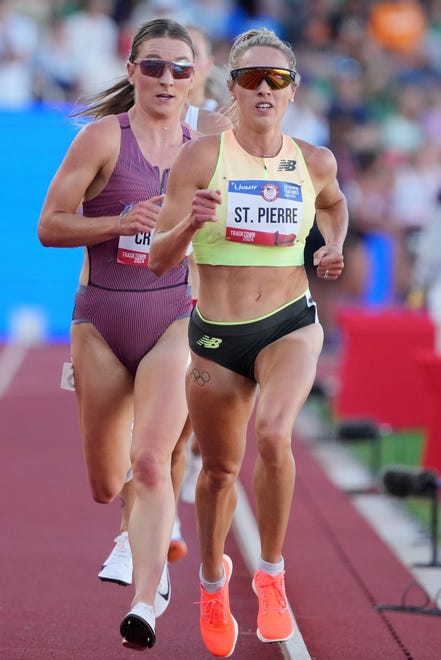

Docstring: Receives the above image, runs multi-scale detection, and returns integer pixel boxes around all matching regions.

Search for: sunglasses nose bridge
[158,63,175,80]
[256,76,273,90]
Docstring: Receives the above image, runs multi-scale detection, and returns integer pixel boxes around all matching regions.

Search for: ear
[127,60,135,86]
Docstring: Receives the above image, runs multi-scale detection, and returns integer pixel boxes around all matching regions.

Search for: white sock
[257,556,284,576]
[171,516,181,540]
[199,564,226,593]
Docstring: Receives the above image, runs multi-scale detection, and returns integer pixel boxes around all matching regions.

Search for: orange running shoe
[199,555,238,658]
[252,569,294,643]
[167,538,188,563]
[168,516,188,563]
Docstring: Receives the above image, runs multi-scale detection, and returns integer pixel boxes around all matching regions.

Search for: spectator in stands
[63,0,124,95]
[0,0,39,107]
[33,11,81,103]
[408,188,441,349]
[130,0,192,28]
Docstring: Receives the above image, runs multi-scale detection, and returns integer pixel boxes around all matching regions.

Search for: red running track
[0,344,285,660]
[1,344,440,659]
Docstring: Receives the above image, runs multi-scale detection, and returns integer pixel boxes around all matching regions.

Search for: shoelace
[197,592,228,625]
[257,572,288,614]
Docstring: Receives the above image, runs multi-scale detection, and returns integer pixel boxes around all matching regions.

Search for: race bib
[117,231,152,266]
[226,179,303,246]
[117,230,193,267]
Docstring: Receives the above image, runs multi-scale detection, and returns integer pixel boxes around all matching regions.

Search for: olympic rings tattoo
[190,367,210,386]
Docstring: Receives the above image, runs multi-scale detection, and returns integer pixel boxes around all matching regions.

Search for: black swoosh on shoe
[158,573,170,600]
[155,566,171,616]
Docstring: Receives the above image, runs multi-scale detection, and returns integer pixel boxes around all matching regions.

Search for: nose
[159,64,175,82]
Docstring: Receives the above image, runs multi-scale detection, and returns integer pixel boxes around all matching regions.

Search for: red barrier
[336,308,435,429]
[417,351,441,472]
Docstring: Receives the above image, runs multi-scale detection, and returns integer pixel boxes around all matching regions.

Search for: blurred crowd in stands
[3,0,441,343]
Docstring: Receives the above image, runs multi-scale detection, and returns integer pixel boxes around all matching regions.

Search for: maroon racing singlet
[72,113,193,376]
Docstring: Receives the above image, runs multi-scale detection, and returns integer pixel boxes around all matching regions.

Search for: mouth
[256,102,273,110]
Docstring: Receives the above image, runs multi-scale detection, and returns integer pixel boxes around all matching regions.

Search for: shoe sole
[256,627,294,643]
[120,613,156,650]
[252,578,294,643]
[99,575,131,587]
[98,564,132,587]
[222,617,239,658]
[221,555,238,657]
[224,555,238,656]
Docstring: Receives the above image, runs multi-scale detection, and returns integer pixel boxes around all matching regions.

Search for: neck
[128,107,182,141]
[233,130,283,158]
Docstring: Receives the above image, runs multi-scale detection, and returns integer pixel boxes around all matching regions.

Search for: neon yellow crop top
[192,129,317,266]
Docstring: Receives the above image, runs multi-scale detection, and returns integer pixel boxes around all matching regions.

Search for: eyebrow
[139,52,193,62]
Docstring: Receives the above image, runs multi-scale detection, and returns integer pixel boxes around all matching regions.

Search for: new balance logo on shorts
[277,160,296,171]
[196,335,223,349]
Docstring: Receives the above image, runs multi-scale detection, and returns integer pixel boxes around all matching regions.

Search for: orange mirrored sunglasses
[230,67,300,90]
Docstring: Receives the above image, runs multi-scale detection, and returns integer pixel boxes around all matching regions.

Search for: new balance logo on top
[277,160,296,171]
[196,335,223,349]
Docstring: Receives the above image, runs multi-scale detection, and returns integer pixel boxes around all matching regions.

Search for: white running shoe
[154,562,171,617]
[99,533,171,615]
[121,602,156,650]
[98,531,133,586]
[180,441,202,504]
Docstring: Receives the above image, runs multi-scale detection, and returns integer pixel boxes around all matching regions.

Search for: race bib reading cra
[226,179,304,246]
[117,230,193,266]
[117,231,152,266]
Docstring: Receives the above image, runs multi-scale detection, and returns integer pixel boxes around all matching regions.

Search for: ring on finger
[324,270,329,279]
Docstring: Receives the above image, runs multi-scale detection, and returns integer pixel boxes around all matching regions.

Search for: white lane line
[0,343,29,397]
[310,436,441,603]
[233,479,312,660]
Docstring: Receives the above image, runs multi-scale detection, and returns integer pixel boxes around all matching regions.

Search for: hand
[313,244,344,280]
[188,189,221,230]
[119,195,165,235]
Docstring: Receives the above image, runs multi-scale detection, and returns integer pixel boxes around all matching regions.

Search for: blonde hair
[228,28,297,73]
